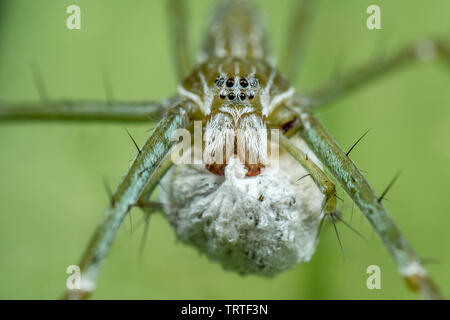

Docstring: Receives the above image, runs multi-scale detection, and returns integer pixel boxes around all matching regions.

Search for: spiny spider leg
[280,0,318,82]
[135,150,174,256]
[126,201,164,238]
[0,100,169,122]
[296,39,450,109]
[137,152,174,204]
[280,134,349,259]
[136,200,164,212]
[279,134,337,216]
[289,107,442,299]
[63,103,192,300]
[167,0,192,80]
[135,200,164,259]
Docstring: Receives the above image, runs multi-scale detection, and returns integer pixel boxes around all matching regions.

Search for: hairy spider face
[178,58,294,176]
[203,107,267,176]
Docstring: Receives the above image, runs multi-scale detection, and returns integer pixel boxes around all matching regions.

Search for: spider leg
[288,107,442,299]
[280,134,354,259]
[279,134,337,217]
[136,200,164,212]
[279,0,318,82]
[0,99,171,122]
[296,39,450,110]
[62,102,193,300]
[138,152,174,201]
[167,0,192,80]
[128,201,165,237]
[135,200,164,259]
[280,135,352,259]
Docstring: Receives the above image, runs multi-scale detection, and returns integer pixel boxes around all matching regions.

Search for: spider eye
[219,90,227,99]
[226,78,235,87]
[228,92,236,100]
[239,78,248,88]
[247,91,255,99]
[239,92,246,101]
[249,77,259,87]
[215,76,225,87]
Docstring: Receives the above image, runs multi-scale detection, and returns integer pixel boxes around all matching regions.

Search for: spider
[0,0,449,299]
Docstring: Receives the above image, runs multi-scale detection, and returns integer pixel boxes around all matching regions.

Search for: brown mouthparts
[206,163,264,177]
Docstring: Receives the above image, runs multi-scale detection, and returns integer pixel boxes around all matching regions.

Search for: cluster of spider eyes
[215,76,258,101]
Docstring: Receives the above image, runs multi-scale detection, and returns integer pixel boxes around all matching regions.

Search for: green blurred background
[0,0,449,299]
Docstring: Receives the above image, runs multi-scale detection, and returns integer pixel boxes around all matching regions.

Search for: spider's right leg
[0,99,170,122]
[297,39,450,110]
[167,0,192,80]
[287,107,442,299]
[279,0,318,82]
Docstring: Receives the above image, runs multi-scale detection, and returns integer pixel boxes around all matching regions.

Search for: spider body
[179,57,294,176]
[161,0,324,276]
[178,1,295,177]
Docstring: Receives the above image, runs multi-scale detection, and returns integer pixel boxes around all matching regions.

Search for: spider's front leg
[63,101,194,300]
[0,100,170,122]
[280,0,318,82]
[297,39,450,110]
[286,106,442,299]
[167,0,192,80]
[279,134,337,217]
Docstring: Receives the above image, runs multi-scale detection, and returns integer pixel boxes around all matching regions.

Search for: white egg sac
[160,140,325,276]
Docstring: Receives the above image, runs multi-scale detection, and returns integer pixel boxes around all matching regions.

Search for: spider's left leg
[0,99,170,122]
[279,0,318,82]
[279,134,336,217]
[63,101,193,300]
[297,39,450,110]
[167,0,192,80]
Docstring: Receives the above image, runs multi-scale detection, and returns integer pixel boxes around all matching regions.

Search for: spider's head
[180,59,293,176]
